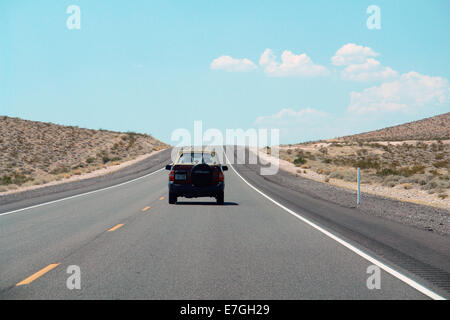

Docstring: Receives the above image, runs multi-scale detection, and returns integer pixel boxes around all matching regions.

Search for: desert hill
[335,112,450,142]
[279,113,449,206]
[0,116,168,191]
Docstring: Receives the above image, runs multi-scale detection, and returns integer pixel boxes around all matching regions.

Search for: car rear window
[177,152,217,164]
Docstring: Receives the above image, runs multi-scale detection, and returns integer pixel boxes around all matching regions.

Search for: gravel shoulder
[251,148,450,236]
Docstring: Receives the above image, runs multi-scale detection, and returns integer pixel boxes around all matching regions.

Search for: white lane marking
[0,168,165,217]
[224,152,446,300]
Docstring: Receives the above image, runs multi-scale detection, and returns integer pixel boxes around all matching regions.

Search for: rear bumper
[169,182,224,198]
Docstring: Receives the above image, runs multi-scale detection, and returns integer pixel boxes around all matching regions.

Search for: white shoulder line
[0,167,165,217]
[224,153,445,300]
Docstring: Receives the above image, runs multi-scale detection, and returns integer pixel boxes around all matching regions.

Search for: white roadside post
[357,167,361,206]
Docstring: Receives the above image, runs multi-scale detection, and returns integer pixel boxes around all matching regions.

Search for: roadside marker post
[357,167,361,206]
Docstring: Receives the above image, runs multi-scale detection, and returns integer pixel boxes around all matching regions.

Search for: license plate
[175,174,186,180]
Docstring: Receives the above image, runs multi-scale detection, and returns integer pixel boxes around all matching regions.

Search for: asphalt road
[0,150,448,299]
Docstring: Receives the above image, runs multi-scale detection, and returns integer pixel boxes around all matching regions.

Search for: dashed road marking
[108,224,124,232]
[16,263,61,286]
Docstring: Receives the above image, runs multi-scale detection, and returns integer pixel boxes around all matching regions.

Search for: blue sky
[1,0,449,144]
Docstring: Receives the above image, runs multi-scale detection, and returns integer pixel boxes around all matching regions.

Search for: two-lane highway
[0,152,447,299]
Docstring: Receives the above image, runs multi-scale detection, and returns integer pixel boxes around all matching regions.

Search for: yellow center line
[16,263,60,286]
[141,206,151,212]
[159,196,165,200]
[108,223,124,232]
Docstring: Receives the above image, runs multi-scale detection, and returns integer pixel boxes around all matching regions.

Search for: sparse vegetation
[0,116,168,192]
[293,156,307,166]
[279,113,450,202]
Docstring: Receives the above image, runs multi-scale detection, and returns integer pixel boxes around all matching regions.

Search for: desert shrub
[72,164,85,170]
[343,171,356,182]
[422,180,438,190]
[376,168,397,177]
[398,165,425,177]
[430,143,438,152]
[1,172,32,186]
[119,132,139,150]
[12,172,30,185]
[382,175,400,186]
[435,153,445,160]
[378,165,425,177]
[369,143,383,149]
[433,160,449,168]
[1,175,12,185]
[387,181,396,188]
[293,157,307,166]
[356,149,368,156]
[399,177,413,184]
[329,171,344,179]
[50,166,69,175]
[429,169,441,176]
[86,157,95,164]
[353,158,380,169]
[417,178,428,186]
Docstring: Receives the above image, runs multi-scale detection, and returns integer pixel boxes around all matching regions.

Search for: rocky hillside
[0,116,168,191]
[279,113,450,204]
[335,112,450,142]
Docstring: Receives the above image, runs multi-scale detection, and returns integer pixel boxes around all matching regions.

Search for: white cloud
[331,43,379,66]
[259,49,329,77]
[332,43,398,82]
[210,55,257,72]
[341,58,398,82]
[348,71,450,113]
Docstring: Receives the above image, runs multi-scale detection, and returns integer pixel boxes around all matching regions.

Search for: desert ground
[269,113,450,210]
[0,116,168,194]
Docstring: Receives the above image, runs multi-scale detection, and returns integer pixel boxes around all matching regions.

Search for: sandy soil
[0,149,166,196]
[252,147,450,211]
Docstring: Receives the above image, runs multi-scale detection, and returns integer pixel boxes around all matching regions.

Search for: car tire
[169,192,177,204]
[216,191,224,205]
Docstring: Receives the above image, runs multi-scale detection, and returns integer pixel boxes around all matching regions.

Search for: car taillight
[218,171,224,182]
[169,170,175,181]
